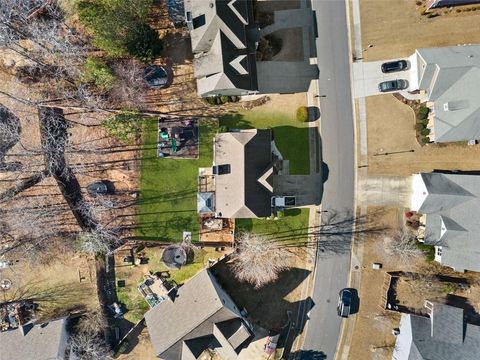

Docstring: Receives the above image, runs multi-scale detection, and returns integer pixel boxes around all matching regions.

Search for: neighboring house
[184,0,259,97]
[410,45,480,142]
[1,318,69,360]
[426,0,480,9]
[197,129,276,218]
[392,301,480,360]
[144,269,253,360]
[410,172,480,272]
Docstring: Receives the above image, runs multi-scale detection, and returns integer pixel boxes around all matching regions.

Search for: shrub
[296,106,309,122]
[421,118,429,126]
[101,111,145,143]
[426,12,439,18]
[228,95,240,102]
[215,97,222,105]
[456,8,462,12]
[82,57,116,91]
[115,340,129,355]
[204,97,216,105]
[421,128,431,136]
[415,0,422,5]
[418,106,430,119]
[415,122,425,131]
[416,242,435,261]
[420,8,428,15]
[218,125,228,133]
[421,135,430,144]
[220,95,229,104]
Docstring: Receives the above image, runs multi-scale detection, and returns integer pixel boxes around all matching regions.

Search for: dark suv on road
[378,79,408,92]
[337,289,352,318]
[381,60,408,73]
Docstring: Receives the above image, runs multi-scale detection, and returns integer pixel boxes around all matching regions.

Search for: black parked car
[337,289,352,318]
[381,60,408,73]
[378,79,408,92]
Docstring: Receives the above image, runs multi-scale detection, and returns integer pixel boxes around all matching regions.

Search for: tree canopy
[78,0,162,62]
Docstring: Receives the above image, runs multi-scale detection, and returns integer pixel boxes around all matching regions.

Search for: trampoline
[144,65,169,89]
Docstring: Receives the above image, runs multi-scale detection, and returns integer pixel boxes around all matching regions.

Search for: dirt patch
[365,95,480,176]
[359,0,480,61]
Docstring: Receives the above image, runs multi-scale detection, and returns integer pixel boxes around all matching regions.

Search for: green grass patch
[220,110,310,175]
[137,119,217,241]
[116,275,150,323]
[144,247,221,285]
[236,208,310,242]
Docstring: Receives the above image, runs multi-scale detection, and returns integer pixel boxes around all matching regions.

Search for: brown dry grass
[366,95,480,176]
[0,251,98,320]
[347,207,402,360]
[360,0,480,61]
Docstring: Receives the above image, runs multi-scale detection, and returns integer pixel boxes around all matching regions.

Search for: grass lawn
[115,247,226,323]
[236,208,310,242]
[220,109,310,175]
[137,119,217,241]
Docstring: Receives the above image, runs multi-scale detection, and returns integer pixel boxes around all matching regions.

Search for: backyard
[115,245,228,323]
[137,119,217,241]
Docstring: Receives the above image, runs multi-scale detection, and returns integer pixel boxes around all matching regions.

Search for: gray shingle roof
[144,269,249,359]
[214,129,273,218]
[185,0,258,96]
[0,318,68,360]
[393,304,480,360]
[411,173,480,272]
[415,46,480,142]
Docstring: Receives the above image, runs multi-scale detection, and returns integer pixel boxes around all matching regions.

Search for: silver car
[378,79,408,92]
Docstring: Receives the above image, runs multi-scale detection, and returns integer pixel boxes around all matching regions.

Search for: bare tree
[69,310,112,360]
[229,232,292,289]
[384,229,423,265]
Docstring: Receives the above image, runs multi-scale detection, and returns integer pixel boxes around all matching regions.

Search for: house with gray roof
[1,317,69,360]
[197,129,276,218]
[392,301,480,360]
[144,269,253,360]
[412,45,480,142]
[410,172,480,272]
[426,0,480,9]
[184,0,259,97]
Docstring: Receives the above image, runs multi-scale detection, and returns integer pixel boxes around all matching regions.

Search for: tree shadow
[211,261,312,332]
[445,294,480,326]
[161,32,193,65]
[290,350,328,359]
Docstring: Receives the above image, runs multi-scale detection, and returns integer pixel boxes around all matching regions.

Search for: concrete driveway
[352,56,417,98]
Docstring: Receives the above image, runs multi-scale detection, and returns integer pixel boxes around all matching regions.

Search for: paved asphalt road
[301,0,356,359]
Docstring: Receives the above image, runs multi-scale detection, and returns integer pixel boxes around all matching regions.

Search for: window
[213,164,231,175]
[192,14,206,29]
